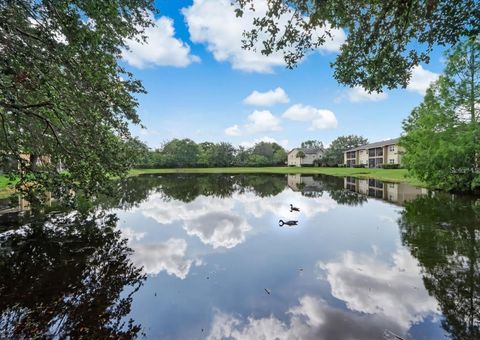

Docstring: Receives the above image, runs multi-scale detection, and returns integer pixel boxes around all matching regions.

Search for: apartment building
[344,138,403,168]
[287,148,323,167]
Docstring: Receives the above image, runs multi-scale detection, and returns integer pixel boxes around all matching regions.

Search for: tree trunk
[29,154,38,171]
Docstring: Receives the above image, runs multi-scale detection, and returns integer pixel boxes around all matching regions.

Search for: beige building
[287,174,324,192]
[344,177,428,205]
[344,138,403,168]
[287,148,323,167]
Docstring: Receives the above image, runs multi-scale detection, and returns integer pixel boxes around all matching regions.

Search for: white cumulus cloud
[130,238,197,279]
[206,248,440,339]
[239,136,289,149]
[407,65,440,95]
[123,14,199,69]
[182,0,345,73]
[225,124,242,136]
[246,110,282,133]
[134,194,252,250]
[184,212,252,249]
[283,104,337,130]
[207,295,405,340]
[225,110,282,136]
[343,86,388,103]
[243,87,290,106]
[318,248,440,330]
[234,189,337,218]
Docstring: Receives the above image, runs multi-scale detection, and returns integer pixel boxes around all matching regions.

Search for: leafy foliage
[234,0,479,91]
[0,0,155,201]
[0,211,145,338]
[399,193,480,339]
[134,139,288,168]
[401,37,480,191]
[321,135,368,166]
[300,140,324,149]
[295,150,305,158]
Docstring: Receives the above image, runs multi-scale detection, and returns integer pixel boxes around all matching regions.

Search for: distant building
[287,148,323,167]
[343,138,403,168]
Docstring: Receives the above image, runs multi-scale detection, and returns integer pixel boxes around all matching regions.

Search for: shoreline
[128,167,426,187]
[0,167,427,198]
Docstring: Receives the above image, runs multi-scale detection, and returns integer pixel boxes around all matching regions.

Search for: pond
[0,174,479,339]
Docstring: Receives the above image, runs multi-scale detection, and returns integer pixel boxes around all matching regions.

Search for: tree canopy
[322,135,368,166]
[296,150,305,158]
[301,140,324,149]
[234,0,479,92]
[0,0,155,200]
[401,37,480,191]
[133,139,288,168]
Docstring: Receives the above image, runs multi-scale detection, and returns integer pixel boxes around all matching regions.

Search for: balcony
[368,147,383,157]
[346,151,356,159]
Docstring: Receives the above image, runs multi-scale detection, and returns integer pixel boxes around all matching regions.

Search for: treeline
[401,37,479,192]
[129,135,370,169]
[131,139,287,168]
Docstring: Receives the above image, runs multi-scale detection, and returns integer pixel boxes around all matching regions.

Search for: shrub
[337,164,346,168]
[382,164,401,169]
[352,164,366,168]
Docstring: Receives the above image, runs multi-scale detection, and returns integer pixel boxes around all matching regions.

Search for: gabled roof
[345,138,400,152]
[289,148,324,155]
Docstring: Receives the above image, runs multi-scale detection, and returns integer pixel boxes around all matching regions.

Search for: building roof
[345,138,400,152]
[288,148,324,155]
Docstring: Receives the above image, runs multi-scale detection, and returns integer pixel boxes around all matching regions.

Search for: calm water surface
[0,174,479,339]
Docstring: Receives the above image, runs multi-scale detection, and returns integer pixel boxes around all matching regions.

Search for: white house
[287,148,323,167]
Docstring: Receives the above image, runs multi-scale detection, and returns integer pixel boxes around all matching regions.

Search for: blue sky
[122,0,445,150]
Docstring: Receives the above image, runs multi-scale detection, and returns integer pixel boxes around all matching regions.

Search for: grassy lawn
[129,167,426,187]
[0,175,16,199]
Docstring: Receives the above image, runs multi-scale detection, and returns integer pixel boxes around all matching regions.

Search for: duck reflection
[0,212,145,338]
[278,219,299,227]
[399,193,480,339]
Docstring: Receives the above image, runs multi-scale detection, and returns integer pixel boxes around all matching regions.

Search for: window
[389,159,395,164]
[389,145,395,151]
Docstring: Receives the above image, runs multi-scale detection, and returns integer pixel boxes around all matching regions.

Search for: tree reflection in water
[0,212,145,339]
[96,173,366,206]
[0,173,425,338]
[399,194,480,339]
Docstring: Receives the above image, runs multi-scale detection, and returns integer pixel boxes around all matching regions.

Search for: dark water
[0,174,479,339]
